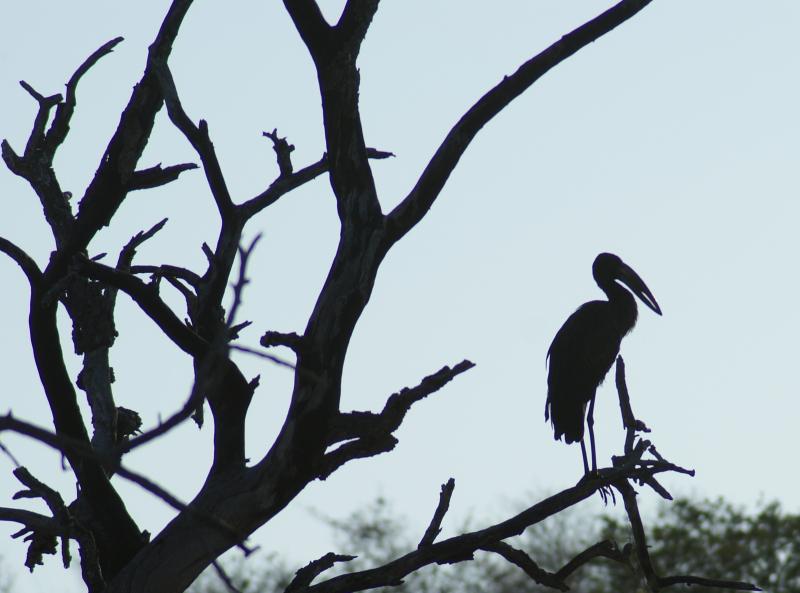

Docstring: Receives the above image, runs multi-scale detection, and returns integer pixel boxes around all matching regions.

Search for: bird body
[545,253,660,473]
[546,300,624,443]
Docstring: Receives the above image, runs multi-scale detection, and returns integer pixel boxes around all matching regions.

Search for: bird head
[593,253,662,315]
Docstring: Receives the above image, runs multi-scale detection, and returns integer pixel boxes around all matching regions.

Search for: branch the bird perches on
[275,357,760,593]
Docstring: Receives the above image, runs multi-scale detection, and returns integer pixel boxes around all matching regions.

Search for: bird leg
[587,394,598,475]
[579,438,590,475]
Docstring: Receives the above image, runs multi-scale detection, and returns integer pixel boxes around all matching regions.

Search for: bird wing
[545,301,622,442]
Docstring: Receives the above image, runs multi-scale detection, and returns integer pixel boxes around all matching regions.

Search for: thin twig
[263,128,295,177]
[226,234,262,329]
[229,344,297,371]
[213,560,245,593]
[0,440,22,467]
[286,552,357,593]
[555,540,625,581]
[0,236,42,285]
[419,478,455,548]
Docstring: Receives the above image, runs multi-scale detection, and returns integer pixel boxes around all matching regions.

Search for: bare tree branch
[616,480,761,592]
[419,478,455,548]
[17,81,63,158]
[213,559,245,593]
[319,360,474,477]
[0,507,57,534]
[480,541,567,592]
[0,415,252,555]
[317,433,398,480]
[46,37,125,153]
[263,129,295,177]
[283,0,334,59]
[0,440,22,467]
[0,236,42,285]
[152,58,235,218]
[286,552,357,593]
[239,148,392,219]
[130,263,201,287]
[226,234,261,329]
[554,539,627,581]
[614,356,650,454]
[77,258,207,357]
[229,344,297,371]
[329,360,475,444]
[335,0,380,53]
[385,0,655,246]
[303,472,636,593]
[260,330,305,352]
[127,162,198,191]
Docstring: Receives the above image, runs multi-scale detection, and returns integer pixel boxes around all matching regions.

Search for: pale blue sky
[1,2,799,591]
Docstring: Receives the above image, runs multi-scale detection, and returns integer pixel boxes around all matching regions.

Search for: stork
[545,252,661,474]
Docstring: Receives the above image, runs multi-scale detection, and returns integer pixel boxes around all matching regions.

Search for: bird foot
[577,470,616,505]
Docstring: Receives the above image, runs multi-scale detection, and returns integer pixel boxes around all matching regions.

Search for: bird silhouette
[545,253,661,475]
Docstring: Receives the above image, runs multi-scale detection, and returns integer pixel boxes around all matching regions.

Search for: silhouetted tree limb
[418,478,456,548]
[0,236,42,284]
[295,362,757,593]
[154,58,235,218]
[127,162,198,191]
[614,356,651,454]
[260,331,305,352]
[77,258,207,356]
[45,37,125,153]
[384,0,656,246]
[615,481,760,592]
[554,539,628,582]
[0,416,254,559]
[213,559,246,593]
[296,467,655,593]
[263,129,296,177]
[239,148,393,219]
[480,541,568,591]
[329,360,476,445]
[286,553,358,593]
[129,263,201,287]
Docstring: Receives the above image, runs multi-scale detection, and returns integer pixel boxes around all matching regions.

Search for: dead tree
[0,2,761,593]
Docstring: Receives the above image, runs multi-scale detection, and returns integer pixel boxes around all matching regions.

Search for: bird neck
[603,281,638,336]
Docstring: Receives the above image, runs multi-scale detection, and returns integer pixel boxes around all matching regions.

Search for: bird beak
[617,263,662,315]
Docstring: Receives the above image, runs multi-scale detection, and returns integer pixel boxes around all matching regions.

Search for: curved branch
[77,259,207,356]
[46,37,125,153]
[385,0,655,245]
[480,541,567,591]
[152,58,234,217]
[129,264,201,287]
[554,540,626,581]
[0,236,42,285]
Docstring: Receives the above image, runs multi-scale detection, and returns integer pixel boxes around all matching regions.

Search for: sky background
[1,1,799,591]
